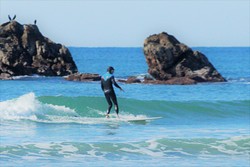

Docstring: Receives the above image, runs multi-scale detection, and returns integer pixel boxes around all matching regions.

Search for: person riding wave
[101,66,123,118]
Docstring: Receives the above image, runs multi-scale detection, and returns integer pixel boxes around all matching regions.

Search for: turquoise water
[0,47,250,167]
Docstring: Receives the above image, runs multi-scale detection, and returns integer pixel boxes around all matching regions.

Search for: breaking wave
[0,92,249,124]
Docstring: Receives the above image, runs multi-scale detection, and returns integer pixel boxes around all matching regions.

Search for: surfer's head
[107,66,115,74]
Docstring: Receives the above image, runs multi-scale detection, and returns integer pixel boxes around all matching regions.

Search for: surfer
[101,66,123,118]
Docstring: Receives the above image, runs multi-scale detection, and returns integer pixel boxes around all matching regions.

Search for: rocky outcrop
[0,20,78,79]
[118,76,196,85]
[143,77,196,85]
[65,73,101,82]
[143,32,226,83]
[126,77,142,84]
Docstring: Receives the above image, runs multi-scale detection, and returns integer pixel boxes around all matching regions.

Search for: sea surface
[0,47,249,167]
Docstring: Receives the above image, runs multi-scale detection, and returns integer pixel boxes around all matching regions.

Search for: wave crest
[0,92,78,121]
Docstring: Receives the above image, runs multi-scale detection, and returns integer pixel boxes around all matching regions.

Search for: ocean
[0,47,249,167]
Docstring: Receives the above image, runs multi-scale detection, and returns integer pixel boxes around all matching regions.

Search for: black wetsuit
[101,72,122,115]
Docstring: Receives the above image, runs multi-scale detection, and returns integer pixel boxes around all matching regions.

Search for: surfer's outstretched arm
[111,76,123,91]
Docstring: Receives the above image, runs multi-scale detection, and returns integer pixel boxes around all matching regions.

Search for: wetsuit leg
[110,92,119,115]
[104,93,112,114]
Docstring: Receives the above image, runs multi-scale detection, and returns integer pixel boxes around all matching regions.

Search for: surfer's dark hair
[107,66,114,73]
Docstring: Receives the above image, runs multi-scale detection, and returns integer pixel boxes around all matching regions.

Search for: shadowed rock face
[0,21,78,79]
[143,32,226,83]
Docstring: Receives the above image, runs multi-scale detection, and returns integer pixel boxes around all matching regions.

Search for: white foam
[146,140,160,150]
[120,146,164,157]
[0,92,78,122]
[0,93,39,120]
[34,143,52,150]
[59,145,79,154]
[12,75,47,80]
[0,93,156,124]
[209,145,239,155]
[206,136,250,155]
[117,112,152,122]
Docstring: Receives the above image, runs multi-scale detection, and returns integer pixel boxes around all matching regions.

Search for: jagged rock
[65,73,101,81]
[0,20,78,79]
[143,32,226,83]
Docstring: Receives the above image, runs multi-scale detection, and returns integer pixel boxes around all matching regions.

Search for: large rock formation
[0,20,78,79]
[144,32,226,83]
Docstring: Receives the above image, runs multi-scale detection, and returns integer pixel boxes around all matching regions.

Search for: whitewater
[0,47,250,167]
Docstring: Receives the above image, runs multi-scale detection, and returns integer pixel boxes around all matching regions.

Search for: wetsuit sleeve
[111,76,122,89]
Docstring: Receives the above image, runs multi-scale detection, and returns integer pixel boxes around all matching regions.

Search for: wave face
[0,93,249,125]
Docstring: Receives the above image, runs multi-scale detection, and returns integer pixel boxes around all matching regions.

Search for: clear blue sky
[1,0,249,47]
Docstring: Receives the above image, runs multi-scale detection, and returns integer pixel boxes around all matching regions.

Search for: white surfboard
[122,117,162,122]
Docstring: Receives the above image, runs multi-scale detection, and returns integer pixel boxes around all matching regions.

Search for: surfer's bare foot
[116,114,120,119]
[106,114,110,118]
